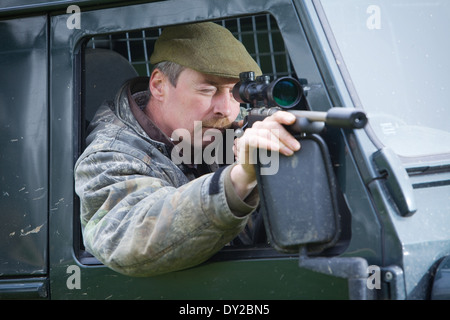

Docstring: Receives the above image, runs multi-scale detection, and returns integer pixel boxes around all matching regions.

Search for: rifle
[232,72,368,254]
[232,71,368,136]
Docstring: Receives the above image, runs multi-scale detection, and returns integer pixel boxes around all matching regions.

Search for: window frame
[74,13,301,266]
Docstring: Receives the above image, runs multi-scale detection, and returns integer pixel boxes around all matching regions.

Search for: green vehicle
[1,0,449,301]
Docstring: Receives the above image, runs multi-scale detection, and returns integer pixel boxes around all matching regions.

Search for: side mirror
[256,134,341,254]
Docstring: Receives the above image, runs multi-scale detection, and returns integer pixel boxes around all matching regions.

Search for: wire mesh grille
[86,14,292,79]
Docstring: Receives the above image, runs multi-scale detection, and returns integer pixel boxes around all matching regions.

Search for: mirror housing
[256,134,341,254]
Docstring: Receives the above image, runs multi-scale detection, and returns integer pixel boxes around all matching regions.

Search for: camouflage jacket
[74,78,259,277]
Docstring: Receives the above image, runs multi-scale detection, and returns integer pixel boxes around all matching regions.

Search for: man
[75,22,300,277]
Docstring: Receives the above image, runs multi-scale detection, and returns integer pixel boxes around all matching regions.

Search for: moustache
[200,118,233,130]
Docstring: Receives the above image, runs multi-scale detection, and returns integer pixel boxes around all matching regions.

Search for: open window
[74,14,301,263]
[74,13,352,266]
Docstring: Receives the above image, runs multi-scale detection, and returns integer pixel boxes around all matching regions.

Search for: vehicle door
[48,0,361,299]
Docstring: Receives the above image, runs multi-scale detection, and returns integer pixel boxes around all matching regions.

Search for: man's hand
[230,111,301,200]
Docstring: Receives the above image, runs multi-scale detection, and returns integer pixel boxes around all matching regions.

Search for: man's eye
[200,88,216,95]
[229,88,237,101]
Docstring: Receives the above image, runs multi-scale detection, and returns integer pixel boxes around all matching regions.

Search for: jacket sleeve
[74,150,255,277]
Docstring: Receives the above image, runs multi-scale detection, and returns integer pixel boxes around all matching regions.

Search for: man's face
[154,68,240,147]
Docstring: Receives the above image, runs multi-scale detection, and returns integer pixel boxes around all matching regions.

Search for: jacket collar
[115,76,174,156]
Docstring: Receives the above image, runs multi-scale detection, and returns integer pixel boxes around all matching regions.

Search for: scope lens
[272,79,300,107]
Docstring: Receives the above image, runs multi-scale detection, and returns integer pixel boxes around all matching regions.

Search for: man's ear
[149,69,166,101]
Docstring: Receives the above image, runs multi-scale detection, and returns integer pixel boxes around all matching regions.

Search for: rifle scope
[233,71,303,108]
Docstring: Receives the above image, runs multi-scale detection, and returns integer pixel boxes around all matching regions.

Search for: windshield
[319,0,450,158]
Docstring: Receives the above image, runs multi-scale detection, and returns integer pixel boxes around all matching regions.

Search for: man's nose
[212,91,233,117]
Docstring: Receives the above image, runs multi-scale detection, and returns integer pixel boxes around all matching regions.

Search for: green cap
[150,22,262,79]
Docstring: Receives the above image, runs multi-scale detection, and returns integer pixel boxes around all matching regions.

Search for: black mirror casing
[256,134,341,254]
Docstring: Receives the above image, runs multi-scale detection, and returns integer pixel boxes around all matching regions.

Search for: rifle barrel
[255,107,367,130]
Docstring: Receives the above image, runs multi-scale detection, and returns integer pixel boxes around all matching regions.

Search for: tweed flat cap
[150,22,262,79]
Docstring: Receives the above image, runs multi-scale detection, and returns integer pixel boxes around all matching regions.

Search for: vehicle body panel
[0,15,48,277]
